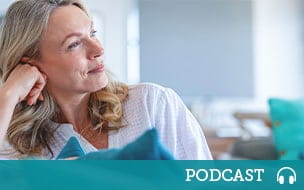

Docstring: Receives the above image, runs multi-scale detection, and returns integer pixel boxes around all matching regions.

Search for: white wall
[254,0,304,104]
[139,0,254,99]
[0,0,12,12]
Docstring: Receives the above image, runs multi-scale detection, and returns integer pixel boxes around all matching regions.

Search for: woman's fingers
[38,94,44,101]
[26,72,47,105]
[3,62,47,105]
[27,90,44,105]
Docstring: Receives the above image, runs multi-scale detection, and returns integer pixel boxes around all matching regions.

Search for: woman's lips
[88,64,105,74]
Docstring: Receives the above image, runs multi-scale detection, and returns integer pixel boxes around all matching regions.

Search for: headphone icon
[276,167,297,185]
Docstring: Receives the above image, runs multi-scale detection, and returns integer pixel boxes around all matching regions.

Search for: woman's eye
[68,41,80,49]
[90,30,97,37]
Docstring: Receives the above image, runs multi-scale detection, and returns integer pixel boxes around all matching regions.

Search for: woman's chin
[91,78,109,92]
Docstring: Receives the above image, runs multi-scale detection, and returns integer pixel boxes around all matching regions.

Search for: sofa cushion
[57,128,174,160]
[268,98,304,159]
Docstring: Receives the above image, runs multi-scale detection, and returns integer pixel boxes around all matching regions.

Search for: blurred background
[1,0,304,159]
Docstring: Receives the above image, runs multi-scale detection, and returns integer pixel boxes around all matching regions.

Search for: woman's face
[36,5,107,96]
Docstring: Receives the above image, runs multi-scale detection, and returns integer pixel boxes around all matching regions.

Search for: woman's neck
[51,91,92,131]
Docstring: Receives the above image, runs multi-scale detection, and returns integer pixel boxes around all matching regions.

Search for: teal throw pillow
[56,128,174,160]
[268,98,304,160]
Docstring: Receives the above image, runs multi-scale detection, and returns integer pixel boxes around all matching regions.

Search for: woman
[0,0,212,160]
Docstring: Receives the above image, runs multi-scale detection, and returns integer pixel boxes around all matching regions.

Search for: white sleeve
[154,87,213,160]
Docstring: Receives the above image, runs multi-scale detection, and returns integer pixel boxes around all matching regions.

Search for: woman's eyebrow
[61,32,82,46]
[61,21,94,46]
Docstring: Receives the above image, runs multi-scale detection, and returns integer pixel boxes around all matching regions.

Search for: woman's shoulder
[124,82,181,108]
[127,82,179,101]
[127,82,167,93]
[126,82,180,101]
[122,83,163,105]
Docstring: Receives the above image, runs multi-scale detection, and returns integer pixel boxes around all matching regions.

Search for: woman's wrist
[0,85,19,107]
[0,85,19,150]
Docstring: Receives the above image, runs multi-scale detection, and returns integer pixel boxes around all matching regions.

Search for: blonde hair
[0,0,128,158]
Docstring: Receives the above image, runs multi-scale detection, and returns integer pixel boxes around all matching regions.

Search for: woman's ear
[21,56,46,75]
[21,56,41,67]
[20,57,30,64]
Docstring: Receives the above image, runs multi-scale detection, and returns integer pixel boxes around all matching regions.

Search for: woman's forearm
[0,87,18,149]
[0,64,47,149]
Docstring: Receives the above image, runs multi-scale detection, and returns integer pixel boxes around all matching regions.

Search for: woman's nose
[88,39,104,60]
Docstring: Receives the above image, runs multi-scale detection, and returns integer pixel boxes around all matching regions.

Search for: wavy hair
[0,0,128,158]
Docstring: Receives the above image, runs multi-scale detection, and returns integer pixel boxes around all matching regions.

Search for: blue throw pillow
[56,128,174,160]
[268,98,304,160]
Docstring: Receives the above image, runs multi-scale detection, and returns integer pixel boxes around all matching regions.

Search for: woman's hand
[1,63,47,106]
[0,63,47,149]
